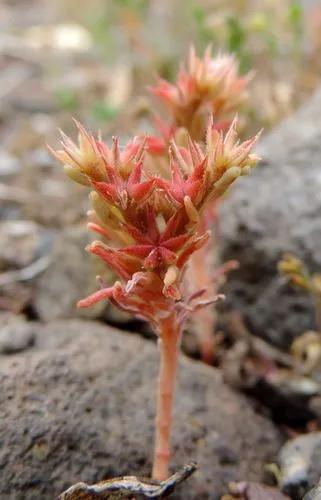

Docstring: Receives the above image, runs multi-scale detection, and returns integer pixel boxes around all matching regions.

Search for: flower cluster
[51,118,259,332]
[148,46,251,150]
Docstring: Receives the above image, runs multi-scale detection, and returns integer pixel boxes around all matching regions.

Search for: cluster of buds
[50,118,259,332]
[148,46,251,149]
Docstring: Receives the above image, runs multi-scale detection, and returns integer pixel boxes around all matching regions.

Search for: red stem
[189,236,218,364]
[192,305,216,364]
[316,294,321,333]
[152,314,181,480]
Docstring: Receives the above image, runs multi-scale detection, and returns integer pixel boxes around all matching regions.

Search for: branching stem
[315,294,321,334]
[189,234,217,364]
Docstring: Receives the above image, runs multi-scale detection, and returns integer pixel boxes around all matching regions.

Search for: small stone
[33,226,129,323]
[0,318,35,354]
[0,150,20,177]
[0,220,53,271]
[278,432,321,499]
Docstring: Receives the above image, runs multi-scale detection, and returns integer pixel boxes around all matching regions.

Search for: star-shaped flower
[120,208,188,270]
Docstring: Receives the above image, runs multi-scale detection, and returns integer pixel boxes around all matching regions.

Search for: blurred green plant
[190,1,304,72]
[288,1,303,40]
[54,88,79,112]
[90,101,119,123]
[117,0,149,13]
[287,1,303,56]
[225,16,252,73]
[87,10,113,60]
[86,0,149,61]
[226,16,246,54]
[191,6,214,47]
[248,12,279,56]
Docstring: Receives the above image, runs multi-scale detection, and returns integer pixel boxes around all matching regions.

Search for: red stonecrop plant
[147,47,256,364]
[50,109,259,479]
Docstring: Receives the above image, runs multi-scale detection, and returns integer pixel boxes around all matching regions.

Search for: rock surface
[219,86,321,348]
[304,479,321,500]
[33,226,129,324]
[0,220,52,271]
[0,319,282,499]
[0,314,35,354]
[33,227,107,321]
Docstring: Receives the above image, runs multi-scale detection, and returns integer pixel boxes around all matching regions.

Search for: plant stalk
[315,293,321,334]
[152,314,181,480]
[188,235,218,364]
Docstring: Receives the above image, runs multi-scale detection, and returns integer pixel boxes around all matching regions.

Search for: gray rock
[0,319,282,499]
[219,86,321,348]
[309,396,321,425]
[33,227,108,321]
[278,433,321,500]
[33,226,129,323]
[0,220,53,271]
[304,479,321,500]
[0,319,35,354]
[0,149,20,177]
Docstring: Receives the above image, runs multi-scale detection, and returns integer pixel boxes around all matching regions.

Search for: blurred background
[1,0,321,320]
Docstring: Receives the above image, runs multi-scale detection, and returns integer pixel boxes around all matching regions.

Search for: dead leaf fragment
[58,462,197,499]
